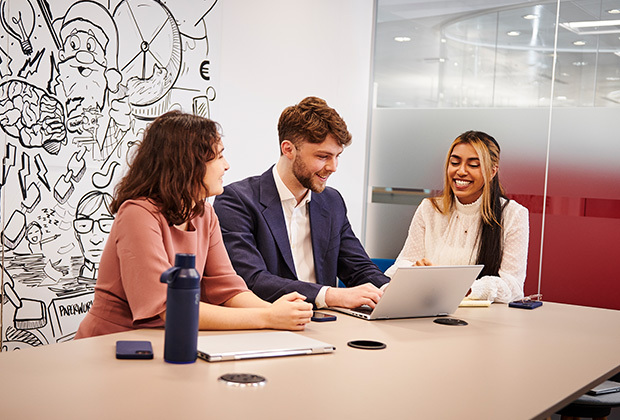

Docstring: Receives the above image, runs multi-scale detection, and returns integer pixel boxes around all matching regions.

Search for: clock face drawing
[113,0,182,109]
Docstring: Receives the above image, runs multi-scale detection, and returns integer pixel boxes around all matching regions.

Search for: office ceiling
[374,0,620,107]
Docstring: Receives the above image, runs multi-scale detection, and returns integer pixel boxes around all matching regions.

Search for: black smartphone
[116,340,154,359]
[509,301,542,310]
[311,311,337,322]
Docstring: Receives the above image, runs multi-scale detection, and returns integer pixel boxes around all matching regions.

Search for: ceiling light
[560,19,620,35]
[606,76,620,81]
[563,19,620,28]
[572,61,588,66]
[615,51,620,57]
[573,40,586,46]
[523,14,538,20]
[607,9,620,14]
[394,36,411,42]
[423,57,448,63]
[507,31,521,36]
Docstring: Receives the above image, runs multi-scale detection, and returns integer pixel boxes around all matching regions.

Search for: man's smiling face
[291,134,343,194]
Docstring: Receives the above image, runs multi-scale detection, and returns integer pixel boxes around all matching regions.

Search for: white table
[1,302,619,419]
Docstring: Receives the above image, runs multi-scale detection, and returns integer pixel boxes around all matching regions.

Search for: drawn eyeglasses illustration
[73,217,114,234]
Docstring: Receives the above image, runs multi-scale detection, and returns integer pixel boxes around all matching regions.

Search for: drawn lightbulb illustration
[0,0,35,56]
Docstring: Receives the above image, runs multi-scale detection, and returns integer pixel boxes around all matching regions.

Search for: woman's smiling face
[447,142,486,205]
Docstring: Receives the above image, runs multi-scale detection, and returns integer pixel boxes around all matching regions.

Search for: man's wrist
[325,286,344,308]
[315,286,330,308]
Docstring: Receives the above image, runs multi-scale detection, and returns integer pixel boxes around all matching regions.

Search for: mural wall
[0,0,220,349]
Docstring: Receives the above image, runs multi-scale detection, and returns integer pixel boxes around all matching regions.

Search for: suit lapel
[259,168,298,277]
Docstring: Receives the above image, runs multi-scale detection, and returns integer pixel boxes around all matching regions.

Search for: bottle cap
[175,253,196,269]
[161,254,199,289]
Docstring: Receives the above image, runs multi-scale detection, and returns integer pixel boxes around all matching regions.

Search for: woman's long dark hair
[431,131,509,278]
[476,148,509,278]
[110,110,221,225]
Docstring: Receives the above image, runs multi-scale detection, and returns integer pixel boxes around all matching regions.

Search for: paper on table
[459,298,492,307]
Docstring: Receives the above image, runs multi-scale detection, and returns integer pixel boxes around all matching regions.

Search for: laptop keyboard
[353,305,373,315]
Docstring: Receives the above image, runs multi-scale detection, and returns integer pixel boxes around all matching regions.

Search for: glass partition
[368,0,620,310]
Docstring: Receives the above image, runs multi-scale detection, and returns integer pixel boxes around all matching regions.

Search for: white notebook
[197,331,335,362]
[459,298,492,307]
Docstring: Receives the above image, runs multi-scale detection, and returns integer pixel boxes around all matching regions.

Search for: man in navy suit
[214,97,389,309]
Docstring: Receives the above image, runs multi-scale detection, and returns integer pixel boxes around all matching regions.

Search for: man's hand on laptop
[325,283,383,309]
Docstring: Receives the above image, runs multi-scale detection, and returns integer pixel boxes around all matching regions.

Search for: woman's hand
[266,292,313,330]
[414,258,433,266]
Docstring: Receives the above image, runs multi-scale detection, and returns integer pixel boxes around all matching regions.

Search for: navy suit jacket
[213,167,389,304]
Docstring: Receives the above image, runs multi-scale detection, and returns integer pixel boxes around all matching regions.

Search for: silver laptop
[330,265,483,320]
[587,380,620,396]
[197,331,335,362]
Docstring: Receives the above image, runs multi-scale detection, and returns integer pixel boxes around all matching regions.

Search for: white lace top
[385,196,529,303]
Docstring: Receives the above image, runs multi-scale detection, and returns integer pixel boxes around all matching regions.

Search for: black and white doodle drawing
[52,147,86,204]
[73,190,113,283]
[0,80,67,154]
[1,0,222,349]
[161,0,218,41]
[0,0,36,55]
[1,265,49,350]
[52,0,132,162]
[113,0,181,119]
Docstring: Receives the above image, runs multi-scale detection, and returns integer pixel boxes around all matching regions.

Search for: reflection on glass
[370,0,620,311]
[374,0,620,108]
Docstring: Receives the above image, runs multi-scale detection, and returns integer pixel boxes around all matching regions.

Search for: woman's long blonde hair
[431,131,503,225]
[430,131,509,277]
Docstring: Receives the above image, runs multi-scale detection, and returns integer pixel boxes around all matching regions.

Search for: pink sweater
[75,199,248,338]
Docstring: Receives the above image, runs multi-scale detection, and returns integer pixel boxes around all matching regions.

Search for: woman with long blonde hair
[385,131,529,303]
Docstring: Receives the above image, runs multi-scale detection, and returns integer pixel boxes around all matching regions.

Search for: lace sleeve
[385,200,431,277]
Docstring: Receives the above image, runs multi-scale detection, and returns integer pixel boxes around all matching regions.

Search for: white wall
[212,0,375,234]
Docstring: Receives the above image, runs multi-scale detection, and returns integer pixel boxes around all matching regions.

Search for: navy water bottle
[160,253,200,364]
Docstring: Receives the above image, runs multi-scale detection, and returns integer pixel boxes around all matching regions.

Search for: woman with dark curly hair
[76,111,312,338]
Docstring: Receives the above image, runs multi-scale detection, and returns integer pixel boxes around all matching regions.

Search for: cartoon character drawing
[53,0,131,161]
[55,1,121,113]
[24,221,43,253]
[73,190,113,283]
